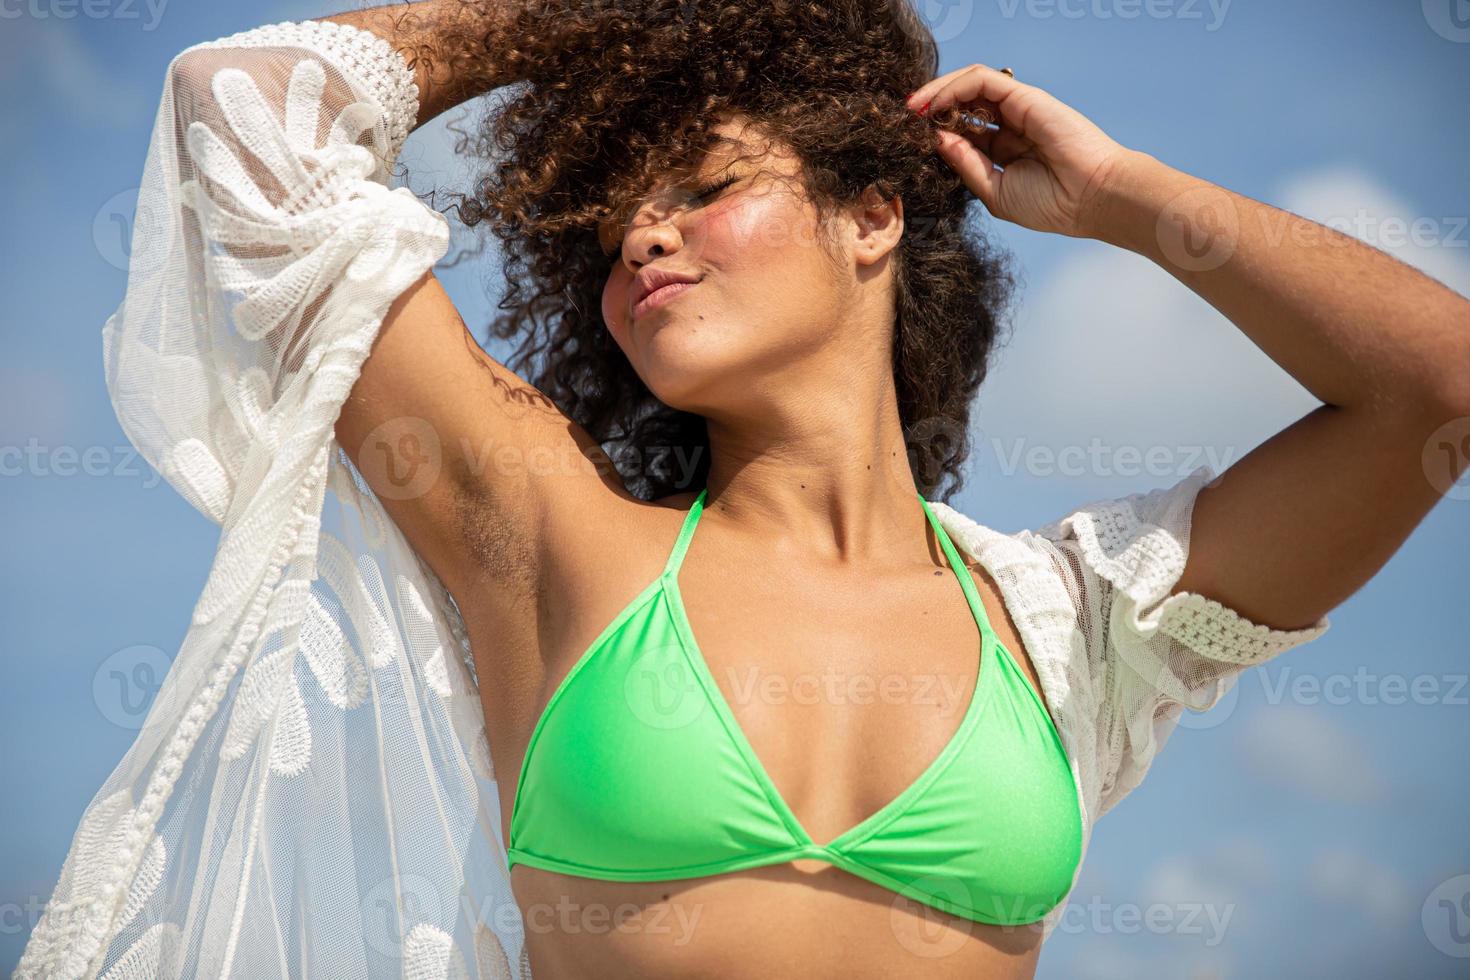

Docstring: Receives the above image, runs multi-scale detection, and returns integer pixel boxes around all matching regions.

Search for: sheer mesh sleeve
[1032,464,1332,817]
[18,20,527,980]
[103,19,445,527]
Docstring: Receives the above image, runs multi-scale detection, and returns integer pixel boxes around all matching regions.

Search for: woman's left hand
[906,65,1137,240]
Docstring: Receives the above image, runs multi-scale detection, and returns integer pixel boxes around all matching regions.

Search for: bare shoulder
[536,480,702,606]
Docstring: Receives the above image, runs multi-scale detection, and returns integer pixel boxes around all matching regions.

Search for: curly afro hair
[427,0,1017,503]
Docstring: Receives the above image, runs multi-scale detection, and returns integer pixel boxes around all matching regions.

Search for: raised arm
[1088,152,1470,628]
[320,0,516,132]
[908,64,1470,634]
[157,4,628,616]
[906,64,1469,821]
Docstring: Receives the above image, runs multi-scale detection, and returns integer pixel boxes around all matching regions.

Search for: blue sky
[2,0,1468,976]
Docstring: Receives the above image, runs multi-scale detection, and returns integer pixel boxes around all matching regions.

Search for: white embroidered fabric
[17,18,521,980]
[18,16,1330,978]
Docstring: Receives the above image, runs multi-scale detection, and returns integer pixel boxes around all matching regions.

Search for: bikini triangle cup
[507,487,1082,925]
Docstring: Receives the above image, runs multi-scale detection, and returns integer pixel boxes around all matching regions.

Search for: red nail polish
[917,99,931,117]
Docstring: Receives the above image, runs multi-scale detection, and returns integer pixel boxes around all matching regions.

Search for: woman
[19,0,1468,977]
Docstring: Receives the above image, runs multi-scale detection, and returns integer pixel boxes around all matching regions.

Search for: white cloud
[0,19,148,142]
[35,23,148,127]
[1068,937,1236,980]
[972,165,1470,494]
[1236,705,1390,804]
[0,366,77,446]
[1306,846,1414,929]
[1274,166,1470,301]
[1143,854,1240,915]
[1070,945,1152,980]
[1141,833,1274,915]
[974,241,1322,490]
[1211,835,1276,890]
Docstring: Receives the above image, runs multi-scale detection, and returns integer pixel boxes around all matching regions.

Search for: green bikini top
[507,487,1083,926]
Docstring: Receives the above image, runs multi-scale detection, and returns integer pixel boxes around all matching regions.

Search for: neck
[697,391,941,567]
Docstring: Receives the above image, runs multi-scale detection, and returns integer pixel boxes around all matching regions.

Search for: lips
[630,269,702,320]
[633,280,700,318]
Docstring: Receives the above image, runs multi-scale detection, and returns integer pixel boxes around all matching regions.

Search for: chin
[636,330,741,407]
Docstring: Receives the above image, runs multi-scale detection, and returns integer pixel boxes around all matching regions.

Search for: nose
[621,205,685,270]
[617,181,706,270]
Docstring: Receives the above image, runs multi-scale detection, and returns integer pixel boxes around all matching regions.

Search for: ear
[850,183,904,267]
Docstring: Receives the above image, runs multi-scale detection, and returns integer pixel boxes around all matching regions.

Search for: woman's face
[598,112,903,417]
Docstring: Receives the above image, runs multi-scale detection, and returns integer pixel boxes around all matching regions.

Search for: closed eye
[692,175,738,202]
[600,174,741,257]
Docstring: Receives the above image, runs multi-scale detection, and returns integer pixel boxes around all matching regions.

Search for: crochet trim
[195,19,420,163]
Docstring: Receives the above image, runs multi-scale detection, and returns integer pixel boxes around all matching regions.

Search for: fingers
[906,63,1019,117]
[935,129,1001,213]
[907,64,1068,147]
[904,63,981,113]
[978,126,1034,167]
[943,112,1033,170]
